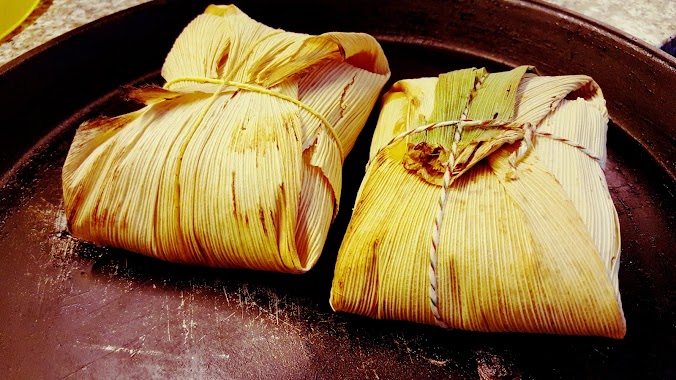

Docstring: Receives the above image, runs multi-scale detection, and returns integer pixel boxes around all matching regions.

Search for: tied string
[366,118,600,329]
[366,119,601,172]
[163,77,345,161]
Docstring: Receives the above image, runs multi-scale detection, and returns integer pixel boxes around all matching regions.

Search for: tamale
[61,5,390,273]
[330,67,626,338]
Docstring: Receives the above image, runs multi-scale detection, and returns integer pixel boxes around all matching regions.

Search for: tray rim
[2,0,674,76]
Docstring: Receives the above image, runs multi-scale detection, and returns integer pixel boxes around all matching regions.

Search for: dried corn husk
[62,5,390,273]
[330,66,626,338]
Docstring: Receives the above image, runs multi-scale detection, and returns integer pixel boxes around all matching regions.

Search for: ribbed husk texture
[330,67,626,338]
[61,5,390,273]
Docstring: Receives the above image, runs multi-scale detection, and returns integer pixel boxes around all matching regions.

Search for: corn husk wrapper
[330,67,626,338]
[61,5,390,273]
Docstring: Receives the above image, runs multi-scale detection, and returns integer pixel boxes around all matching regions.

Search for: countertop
[1,0,675,66]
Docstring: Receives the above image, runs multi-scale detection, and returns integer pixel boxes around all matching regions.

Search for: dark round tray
[0,0,674,378]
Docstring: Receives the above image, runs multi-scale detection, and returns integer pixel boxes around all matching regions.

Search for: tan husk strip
[62,5,390,273]
[330,67,625,338]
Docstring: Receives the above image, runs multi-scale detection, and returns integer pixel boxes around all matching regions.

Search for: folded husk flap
[62,5,390,273]
[330,67,626,338]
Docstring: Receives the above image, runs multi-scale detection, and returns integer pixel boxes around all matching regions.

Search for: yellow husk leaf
[330,67,626,338]
[61,5,390,273]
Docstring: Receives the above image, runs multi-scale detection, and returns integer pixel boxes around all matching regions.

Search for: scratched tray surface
[1,1,675,379]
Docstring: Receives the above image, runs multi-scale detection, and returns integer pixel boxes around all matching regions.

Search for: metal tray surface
[0,0,674,379]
